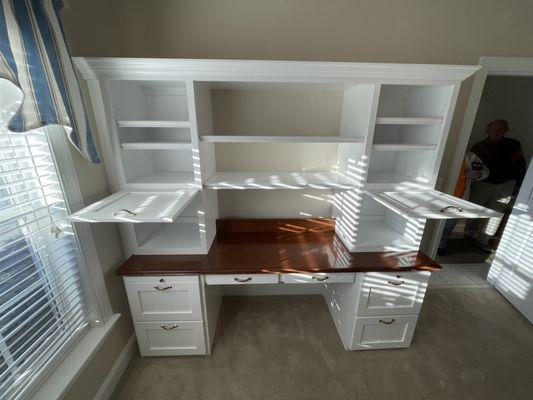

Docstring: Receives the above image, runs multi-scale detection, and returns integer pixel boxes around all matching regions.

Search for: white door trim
[428,57,533,258]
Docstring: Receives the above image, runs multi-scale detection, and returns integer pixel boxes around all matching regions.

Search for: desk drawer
[135,321,206,356]
[204,274,279,285]
[124,276,202,322]
[281,272,355,284]
[356,271,430,316]
[351,315,418,350]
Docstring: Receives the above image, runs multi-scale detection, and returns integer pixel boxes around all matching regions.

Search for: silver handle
[312,275,329,282]
[234,277,252,283]
[388,279,404,286]
[379,319,396,325]
[439,205,463,213]
[154,284,173,290]
[113,208,137,216]
[160,324,178,330]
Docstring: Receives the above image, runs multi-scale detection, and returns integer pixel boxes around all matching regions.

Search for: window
[0,127,94,399]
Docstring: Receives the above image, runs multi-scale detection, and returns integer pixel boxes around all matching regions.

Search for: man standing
[465,119,526,250]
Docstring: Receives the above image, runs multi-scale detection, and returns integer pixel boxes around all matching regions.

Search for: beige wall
[58,0,533,397]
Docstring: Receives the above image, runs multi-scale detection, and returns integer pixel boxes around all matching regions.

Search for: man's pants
[464,180,516,243]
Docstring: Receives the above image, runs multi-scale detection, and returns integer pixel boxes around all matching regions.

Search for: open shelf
[352,194,423,252]
[200,135,364,143]
[135,222,203,254]
[366,150,436,188]
[377,84,453,120]
[121,140,192,150]
[127,171,195,185]
[117,120,191,128]
[375,117,442,125]
[108,80,189,121]
[372,143,437,151]
[204,171,357,189]
[133,195,204,254]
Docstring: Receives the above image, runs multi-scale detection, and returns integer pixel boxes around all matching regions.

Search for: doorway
[428,57,533,290]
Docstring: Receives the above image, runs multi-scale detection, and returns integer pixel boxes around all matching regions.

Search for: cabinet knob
[379,319,396,325]
[387,279,405,286]
[439,205,463,213]
[312,275,329,281]
[234,277,252,283]
[113,208,137,216]
[160,323,178,330]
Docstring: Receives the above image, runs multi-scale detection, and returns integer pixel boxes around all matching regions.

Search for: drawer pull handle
[312,275,329,281]
[388,279,405,286]
[113,208,137,216]
[379,319,396,325]
[160,324,178,330]
[439,205,463,213]
[154,284,173,290]
[234,277,252,283]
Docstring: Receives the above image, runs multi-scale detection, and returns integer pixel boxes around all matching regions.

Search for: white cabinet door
[280,273,355,284]
[366,189,502,219]
[488,160,533,323]
[69,190,198,223]
[351,315,418,350]
[135,321,206,356]
[357,271,430,316]
[125,276,203,322]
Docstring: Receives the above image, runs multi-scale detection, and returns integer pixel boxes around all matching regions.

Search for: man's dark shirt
[470,137,526,186]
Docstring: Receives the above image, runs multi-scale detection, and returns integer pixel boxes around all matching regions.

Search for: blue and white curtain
[0,0,99,163]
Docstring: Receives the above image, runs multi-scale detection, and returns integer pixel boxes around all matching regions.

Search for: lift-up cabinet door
[366,189,502,220]
[69,190,198,222]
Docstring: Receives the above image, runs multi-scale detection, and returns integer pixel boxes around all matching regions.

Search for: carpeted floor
[436,238,492,264]
[112,289,533,400]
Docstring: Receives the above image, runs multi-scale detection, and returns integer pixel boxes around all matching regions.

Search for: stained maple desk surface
[116,218,441,276]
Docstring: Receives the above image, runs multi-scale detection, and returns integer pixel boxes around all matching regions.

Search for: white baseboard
[93,334,137,400]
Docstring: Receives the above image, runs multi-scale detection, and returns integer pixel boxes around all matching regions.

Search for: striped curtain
[0,0,99,163]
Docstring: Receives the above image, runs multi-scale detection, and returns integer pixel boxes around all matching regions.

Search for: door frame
[428,56,533,259]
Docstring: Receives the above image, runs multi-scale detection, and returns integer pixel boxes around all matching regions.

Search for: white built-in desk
[117,219,439,356]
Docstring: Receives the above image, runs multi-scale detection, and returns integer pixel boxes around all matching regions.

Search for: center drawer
[204,274,279,285]
[281,272,355,284]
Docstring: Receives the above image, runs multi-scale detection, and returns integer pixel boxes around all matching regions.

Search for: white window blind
[0,128,92,400]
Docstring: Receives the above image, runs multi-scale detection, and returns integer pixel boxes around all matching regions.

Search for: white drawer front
[204,274,278,285]
[135,321,206,356]
[357,271,430,316]
[351,315,418,350]
[281,273,355,284]
[125,277,202,322]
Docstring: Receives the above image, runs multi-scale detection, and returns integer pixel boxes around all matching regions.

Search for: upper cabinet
[73,58,494,255]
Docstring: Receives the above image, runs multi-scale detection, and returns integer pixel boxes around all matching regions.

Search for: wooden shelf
[375,117,443,125]
[372,143,437,151]
[204,171,357,189]
[117,120,192,128]
[200,135,364,143]
[121,140,192,150]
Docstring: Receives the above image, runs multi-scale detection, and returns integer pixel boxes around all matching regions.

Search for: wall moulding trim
[73,57,480,83]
